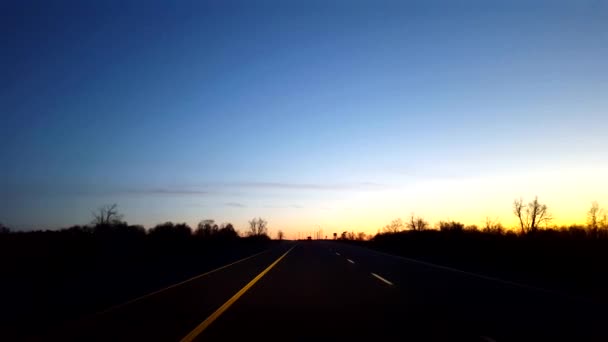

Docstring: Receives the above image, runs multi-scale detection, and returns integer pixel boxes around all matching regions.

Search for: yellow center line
[180,244,298,342]
[95,249,270,316]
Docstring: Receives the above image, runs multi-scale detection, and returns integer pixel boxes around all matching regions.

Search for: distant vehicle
[307,236,312,240]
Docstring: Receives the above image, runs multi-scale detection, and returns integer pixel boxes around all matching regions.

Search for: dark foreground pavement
[37,241,606,341]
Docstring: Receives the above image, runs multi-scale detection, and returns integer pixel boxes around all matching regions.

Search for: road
[38,241,606,341]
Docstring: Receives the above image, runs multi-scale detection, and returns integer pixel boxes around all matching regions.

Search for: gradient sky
[2,1,607,237]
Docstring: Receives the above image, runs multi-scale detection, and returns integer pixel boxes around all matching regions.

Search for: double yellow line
[181,244,297,342]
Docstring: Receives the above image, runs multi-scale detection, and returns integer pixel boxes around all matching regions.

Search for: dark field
[0,226,272,340]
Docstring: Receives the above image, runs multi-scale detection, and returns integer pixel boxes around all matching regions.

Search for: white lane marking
[366,248,585,301]
[347,259,355,264]
[371,272,394,286]
[335,252,341,256]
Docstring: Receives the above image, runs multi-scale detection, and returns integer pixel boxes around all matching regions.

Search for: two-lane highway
[39,241,607,341]
[200,241,400,340]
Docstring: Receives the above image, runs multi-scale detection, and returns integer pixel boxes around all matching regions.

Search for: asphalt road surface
[37,241,606,341]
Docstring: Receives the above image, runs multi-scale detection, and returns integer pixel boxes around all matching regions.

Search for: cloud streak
[123,188,210,196]
[224,202,246,208]
[25,180,388,198]
[218,181,387,191]
[263,204,304,209]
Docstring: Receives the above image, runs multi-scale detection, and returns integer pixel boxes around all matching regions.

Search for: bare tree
[513,197,552,234]
[513,198,526,233]
[407,213,428,231]
[600,212,608,238]
[248,217,268,237]
[482,217,504,234]
[356,232,368,241]
[277,230,285,240]
[383,218,404,233]
[92,204,124,226]
[588,202,603,238]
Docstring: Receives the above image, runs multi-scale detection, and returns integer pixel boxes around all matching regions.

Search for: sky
[1,1,607,237]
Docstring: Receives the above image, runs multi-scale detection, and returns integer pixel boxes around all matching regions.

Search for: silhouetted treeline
[0,219,271,340]
[340,226,608,303]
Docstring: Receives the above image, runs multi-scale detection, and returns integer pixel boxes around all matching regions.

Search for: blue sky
[1,1,607,236]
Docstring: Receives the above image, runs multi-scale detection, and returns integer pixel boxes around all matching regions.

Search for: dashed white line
[369,248,575,299]
[335,252,341,256]
[371,272,394,286]
[347,259,355,264]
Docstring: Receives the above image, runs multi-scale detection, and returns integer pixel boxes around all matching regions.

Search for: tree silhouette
[407,214,428,231]
[149,222,192,241]
[588,202,603,238]
[356,232,367,241]
[277,230,285,240]
[196,219,219,238]
[513,197,552,234]
[383,218,404,233]
[483,217,504,234]
[92,204,124,226]
[248,217,268,237]
[439,221,464,232]
[0,222,9,234]
[217,223,238,240]
[513,199,525,233]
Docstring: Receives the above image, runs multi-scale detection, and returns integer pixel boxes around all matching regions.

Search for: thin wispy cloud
[263,204,304,209]
[27,180,388,199]
[114,181,388,198]
[2,185,212,197]
[217,181,388,191]
[124,188,210,196]
[225,202,246,208]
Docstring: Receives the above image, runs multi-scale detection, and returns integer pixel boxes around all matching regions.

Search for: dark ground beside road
[0,236,273,341]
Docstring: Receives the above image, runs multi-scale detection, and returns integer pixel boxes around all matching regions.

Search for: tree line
[334,198,608,241]
[2,198,607,241]
[302,198,607,241]
[0,203,272,240]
